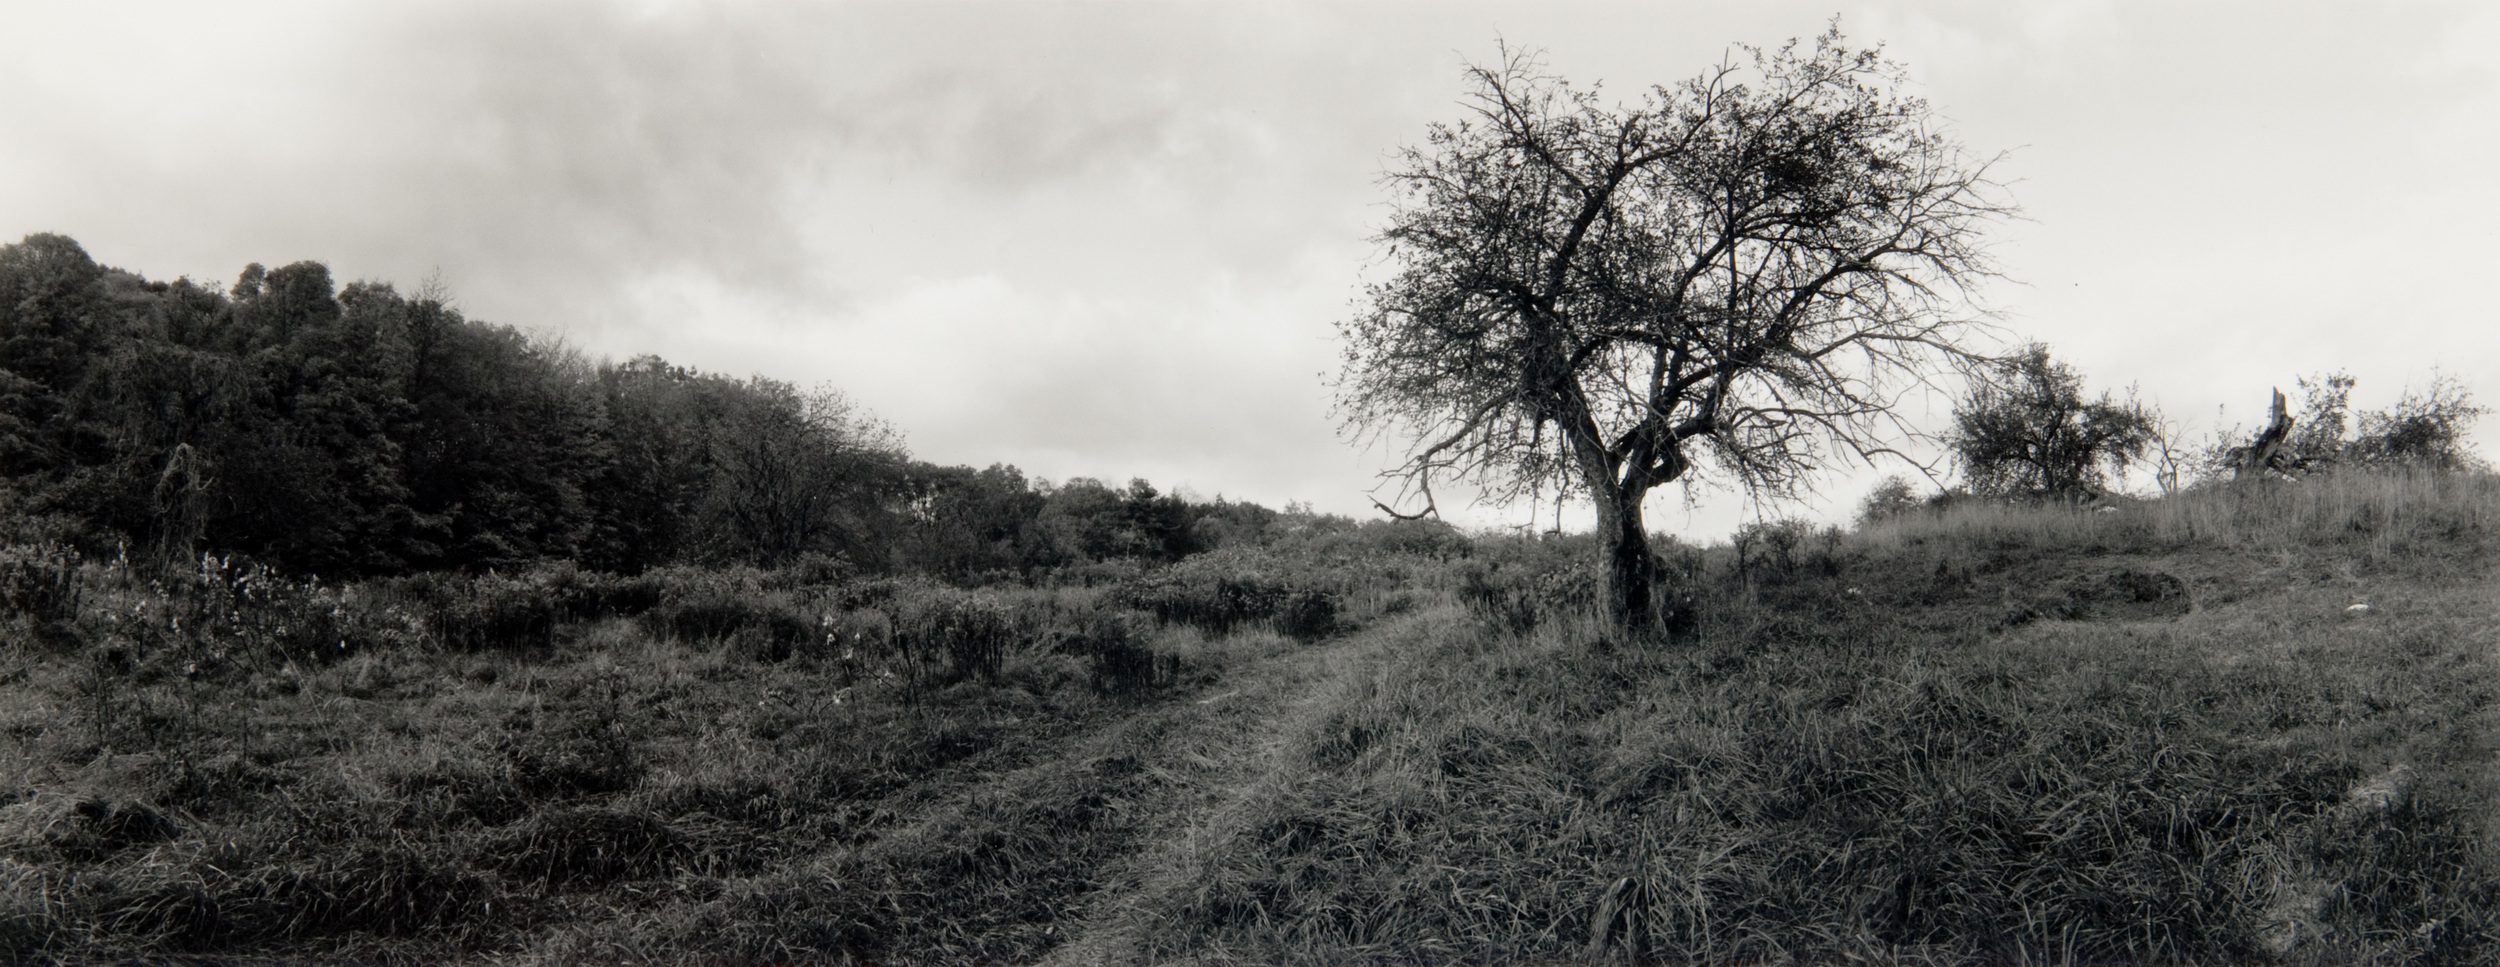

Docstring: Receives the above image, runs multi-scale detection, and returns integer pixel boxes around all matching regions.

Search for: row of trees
[0,234,1278,579]
[1941,344,2485,505]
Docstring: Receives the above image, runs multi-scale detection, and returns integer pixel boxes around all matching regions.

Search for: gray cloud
[7,1,2490,538]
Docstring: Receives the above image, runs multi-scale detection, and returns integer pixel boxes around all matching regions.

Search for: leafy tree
[1336,29,2011,633]
[1032,477,1201,564]
[2281,371,2357,472]
[1855,474,1924,527]
[689,377,904,567]
[898,462,1050,580]
[1948,344,2156,500]
[581,355,711,572]
[2205,371,2486,481]
[2344,375,2486,472]
[0,234,109,488]
[7,235,1322,583]
[84,275,248,562]
[383,287,612,570]
[1188,497,1281,551]
[208,262,424,573]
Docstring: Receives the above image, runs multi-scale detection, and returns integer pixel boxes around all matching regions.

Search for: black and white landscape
[2,3,2496,964]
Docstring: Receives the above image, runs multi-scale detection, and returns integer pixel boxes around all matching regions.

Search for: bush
[1856,475,1926,527]
[1454,559,1596,635]
[404,570,561,653]
[0,541,80,633]
[2344,375,2489,472]
[1733,518,1844,585]
[1114,553,1342,642]
[640,566,820,662]
[1271,588,1339,641]
[890,586,1014,684]
[526,561,664,621]
[1052,606,1173,697]
[80,553,425,671]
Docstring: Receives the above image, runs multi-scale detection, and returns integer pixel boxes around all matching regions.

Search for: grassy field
[2,470,2495,964]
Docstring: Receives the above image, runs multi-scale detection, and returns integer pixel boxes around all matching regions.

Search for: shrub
[81,553,424,670]
[2344,374,2489,472]
[1056,606,1172,697]
[891,586,1014,684]
[0,541,80,634]
[524,561,664,621]
[1733,518,1844,585]
[1856,474,1926,527]
[1115,553,1342,642]
[640,566,819,661]
[1454,559,1597,635]
[402,570,560,653]
[1271,588,1339,641]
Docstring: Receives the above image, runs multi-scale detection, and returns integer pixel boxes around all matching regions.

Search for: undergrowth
[0,469,2492,964]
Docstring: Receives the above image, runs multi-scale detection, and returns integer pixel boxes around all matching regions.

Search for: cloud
[7,2,2489,539]
[1,3,1319,326]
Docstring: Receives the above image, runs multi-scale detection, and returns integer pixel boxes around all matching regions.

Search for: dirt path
[1030,610,1426,966]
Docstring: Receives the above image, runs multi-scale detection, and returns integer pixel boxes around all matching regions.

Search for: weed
[0,467,2489,963]
[1115,550,1344,642]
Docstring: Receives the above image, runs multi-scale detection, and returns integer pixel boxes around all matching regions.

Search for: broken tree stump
[2229,388,2295,480]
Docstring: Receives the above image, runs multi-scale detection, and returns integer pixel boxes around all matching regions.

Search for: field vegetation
[6,236,2499,964]
[1,467,2493,965]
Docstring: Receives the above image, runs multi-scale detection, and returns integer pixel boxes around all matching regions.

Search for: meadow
[1,469,2494,965]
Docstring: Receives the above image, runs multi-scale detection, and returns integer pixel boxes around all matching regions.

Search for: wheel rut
[1033,612,1424,966]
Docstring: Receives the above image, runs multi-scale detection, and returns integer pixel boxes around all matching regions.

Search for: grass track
[4,469,2497,964]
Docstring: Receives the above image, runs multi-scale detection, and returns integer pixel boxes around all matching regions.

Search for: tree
[1855,474,1923,527]
[2343,375,2486,472]
[1336,28,2011,633]
[897,462,1049,579]
[1948,344,2156,500]
[2208,372,2485,480]
[0,234,109,487]
[691,377,905,567]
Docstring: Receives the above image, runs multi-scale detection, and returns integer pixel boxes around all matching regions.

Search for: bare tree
[1336,27,2013,633]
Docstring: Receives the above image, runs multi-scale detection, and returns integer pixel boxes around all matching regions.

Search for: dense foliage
[2204,370,2491,481]
[1948,344,2156,500]
[0,234,1271,580]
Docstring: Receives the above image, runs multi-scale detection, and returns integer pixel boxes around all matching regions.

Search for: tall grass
[1109,470,2500,965]
[0,469,2491,963]
[1858,469,2499,563]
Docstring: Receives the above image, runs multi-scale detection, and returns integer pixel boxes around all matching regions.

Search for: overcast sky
[4,1,2493,540]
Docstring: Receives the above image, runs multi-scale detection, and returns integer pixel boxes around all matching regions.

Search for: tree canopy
[1948,344,2156,500]
[1337,27,2012,631]
[0,234,1292,580]
[2213,371,2488,480]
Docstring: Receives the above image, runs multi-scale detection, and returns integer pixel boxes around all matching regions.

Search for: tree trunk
[1592,483,1660,635]
[2232,388,2295,480]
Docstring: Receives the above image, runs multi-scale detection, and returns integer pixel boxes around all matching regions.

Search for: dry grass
[0,469,2493,964]
[1858,469,2499,565]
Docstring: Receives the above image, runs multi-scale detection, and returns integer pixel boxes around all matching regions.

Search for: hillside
[2,470,2496,964]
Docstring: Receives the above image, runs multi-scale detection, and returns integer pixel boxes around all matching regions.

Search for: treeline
[0,234,1278,579]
